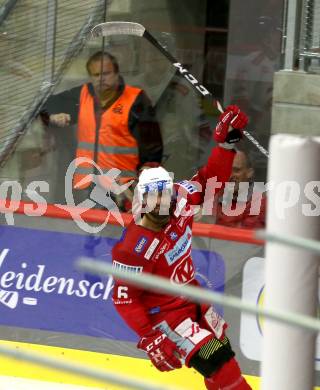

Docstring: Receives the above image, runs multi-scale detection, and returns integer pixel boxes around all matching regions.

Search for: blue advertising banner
[0,225,225,342]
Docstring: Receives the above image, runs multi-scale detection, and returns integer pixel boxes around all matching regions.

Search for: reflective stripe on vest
[75,165,137,178]
[78,141,139,155]
[74,84,141,189]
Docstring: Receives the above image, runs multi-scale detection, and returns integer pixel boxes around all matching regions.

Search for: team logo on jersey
[134,237,148,254]
[144,238,160,260]
[164,224,172,234]
[113,261,143,273]
[171,257,195,285]
[169,232,178,241]
[155,241,169,260]
[149,306,161,314]
[177,216,188,230]
[165,226,192,266]
[178,180,198,194]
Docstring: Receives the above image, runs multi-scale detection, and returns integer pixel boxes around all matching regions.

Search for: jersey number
[117,286,129,299]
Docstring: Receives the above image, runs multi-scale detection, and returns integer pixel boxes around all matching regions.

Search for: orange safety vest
[74,84,141,189]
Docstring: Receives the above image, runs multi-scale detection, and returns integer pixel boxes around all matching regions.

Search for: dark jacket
[41,77,163,168]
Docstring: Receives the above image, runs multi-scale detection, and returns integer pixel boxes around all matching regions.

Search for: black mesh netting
[0,0,107,167]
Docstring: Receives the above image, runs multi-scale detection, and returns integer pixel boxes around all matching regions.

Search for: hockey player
[112,105,252,390]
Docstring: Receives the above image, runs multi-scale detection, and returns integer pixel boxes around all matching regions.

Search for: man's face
[230,151,254,193]
[143,190,172,225]
[88,58,119,94]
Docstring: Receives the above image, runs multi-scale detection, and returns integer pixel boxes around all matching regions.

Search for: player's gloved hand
[137,329,184,371]
[198,304,226,340]
[214,105,248,144]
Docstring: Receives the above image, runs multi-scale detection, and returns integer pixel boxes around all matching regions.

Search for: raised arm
[175,105,248,206]
[197,105,248,183]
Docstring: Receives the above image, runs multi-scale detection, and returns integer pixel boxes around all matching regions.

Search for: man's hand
[49,113,71,127]
[214,105,248,144]
[137,329,184,371]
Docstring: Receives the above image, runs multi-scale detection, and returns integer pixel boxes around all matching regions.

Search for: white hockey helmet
[137,167,173,202]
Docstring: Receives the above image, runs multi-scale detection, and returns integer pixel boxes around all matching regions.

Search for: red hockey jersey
[112,146,235,337]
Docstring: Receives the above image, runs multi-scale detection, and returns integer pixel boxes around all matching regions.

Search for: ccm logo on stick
[173,63,211,96]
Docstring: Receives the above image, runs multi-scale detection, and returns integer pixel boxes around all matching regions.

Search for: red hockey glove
[137,329,184,371]
[214,105,248,144]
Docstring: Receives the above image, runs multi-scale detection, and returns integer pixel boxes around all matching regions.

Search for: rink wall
[0,202,318,389]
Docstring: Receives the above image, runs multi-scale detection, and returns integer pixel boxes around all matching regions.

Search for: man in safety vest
[42,51,163,209]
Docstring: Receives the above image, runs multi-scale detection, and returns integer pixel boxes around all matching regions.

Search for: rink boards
[0,215,319,389]
[0,340,259,389]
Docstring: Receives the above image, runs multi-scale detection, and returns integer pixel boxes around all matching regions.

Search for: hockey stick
[91,21,269,158]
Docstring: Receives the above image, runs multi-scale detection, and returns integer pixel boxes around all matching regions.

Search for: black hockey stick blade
[91,21,269,158]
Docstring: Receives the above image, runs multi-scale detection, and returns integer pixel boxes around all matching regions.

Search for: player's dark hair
[86,51,119,74]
